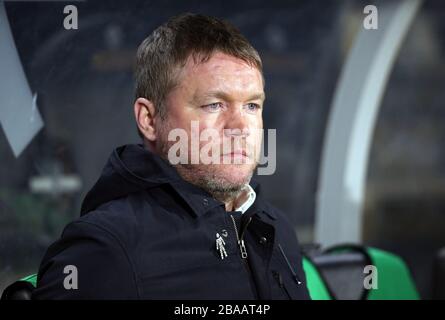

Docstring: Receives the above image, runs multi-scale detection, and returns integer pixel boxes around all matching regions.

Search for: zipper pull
[238,239,248,259]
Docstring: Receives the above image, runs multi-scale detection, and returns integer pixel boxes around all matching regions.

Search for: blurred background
[1,0,444,299]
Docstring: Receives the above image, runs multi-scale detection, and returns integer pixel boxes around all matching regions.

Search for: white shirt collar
[234,184,257,214]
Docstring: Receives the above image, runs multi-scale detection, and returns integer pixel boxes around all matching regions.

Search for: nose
[224,105,250,138]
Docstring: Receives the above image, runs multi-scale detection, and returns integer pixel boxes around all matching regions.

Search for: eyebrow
[194,90,266,104]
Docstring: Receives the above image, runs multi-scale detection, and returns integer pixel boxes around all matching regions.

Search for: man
[33,13,310,300]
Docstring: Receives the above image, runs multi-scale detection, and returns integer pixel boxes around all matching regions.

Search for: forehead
[177,52,264,99]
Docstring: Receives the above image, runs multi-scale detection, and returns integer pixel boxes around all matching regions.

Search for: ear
[134,98,157,142]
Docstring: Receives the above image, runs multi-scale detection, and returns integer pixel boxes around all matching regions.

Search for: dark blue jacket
[32,144,310,300]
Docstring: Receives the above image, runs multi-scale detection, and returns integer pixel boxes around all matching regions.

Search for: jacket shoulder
[79,192,149,247]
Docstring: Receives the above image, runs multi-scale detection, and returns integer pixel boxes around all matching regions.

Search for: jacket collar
[169,177,277,221]
[81,144,276,220]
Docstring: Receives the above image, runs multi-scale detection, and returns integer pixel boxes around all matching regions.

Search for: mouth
[234,150,247,156]
[224,150,248,157]
[219,150,253,165]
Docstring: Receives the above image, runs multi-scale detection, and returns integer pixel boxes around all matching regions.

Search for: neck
[212,188,249,212]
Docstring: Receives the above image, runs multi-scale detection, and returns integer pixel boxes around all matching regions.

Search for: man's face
[156,51,265,195]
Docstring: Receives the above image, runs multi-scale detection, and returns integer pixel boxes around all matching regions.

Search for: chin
[211,164,255,185]
[175,162,256,193]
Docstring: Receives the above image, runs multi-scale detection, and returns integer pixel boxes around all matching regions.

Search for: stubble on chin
[175,162,255,202]
[157,135,256,202]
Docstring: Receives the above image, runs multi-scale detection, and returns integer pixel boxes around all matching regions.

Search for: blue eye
[245,103,260,112]
[202,103,222,112]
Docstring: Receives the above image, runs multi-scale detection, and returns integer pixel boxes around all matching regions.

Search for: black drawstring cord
[278,243,302,285]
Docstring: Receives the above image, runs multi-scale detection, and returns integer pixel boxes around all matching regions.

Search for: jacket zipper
[230,215,252,259]
[277,244,303,285]
[230,215,257,298]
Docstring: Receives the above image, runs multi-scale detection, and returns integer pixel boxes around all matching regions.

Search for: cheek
[198,126,223,149]
[249,115,263,138]
[249,132,262,155]
[198,117,226,140]
[249,123,264,157]
[253,113,263,129]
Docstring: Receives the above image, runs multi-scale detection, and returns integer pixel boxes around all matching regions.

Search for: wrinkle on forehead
[176,52,264,101]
